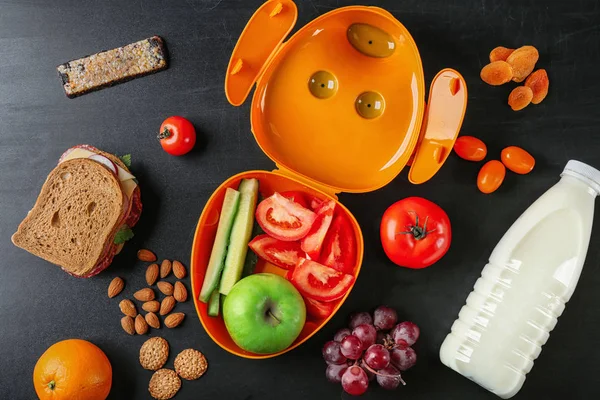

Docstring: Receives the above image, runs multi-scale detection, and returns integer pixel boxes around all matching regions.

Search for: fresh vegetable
[114,225,134,244]
[453,136,487,162]
[477,160,506,194]
[305,297,336,319]
[301,199,335,259]
[280,190,310,209]
[320,213,356,274]
[501,146,535,174]
[89,154,117,175]
[242,196,265,277]
[158,116,196,156]
[207,289,221,317]
[309,196,324,211]
[255,192,317,241]
[248,234,305,270]
[199,188,241,302]
[219,179,260,295]
[380,197,451,269]
[119,154,132,168]
[290,258,354,302]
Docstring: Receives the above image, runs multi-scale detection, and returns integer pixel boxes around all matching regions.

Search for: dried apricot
[477,160,506,194]
[508,86,533,111]
[480,61,513,86]
[489,46,515,62]
[524,69,549,104]
[501,146,535,174]
[506,45,539,82]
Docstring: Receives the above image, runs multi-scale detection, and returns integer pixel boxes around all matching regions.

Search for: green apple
[223,273,306,354]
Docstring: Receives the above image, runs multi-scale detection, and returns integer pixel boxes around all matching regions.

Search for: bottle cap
[561,160,600,194]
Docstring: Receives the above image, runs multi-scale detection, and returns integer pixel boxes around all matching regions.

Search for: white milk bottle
[439,160,600,399]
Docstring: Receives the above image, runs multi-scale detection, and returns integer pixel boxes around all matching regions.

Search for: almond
[146,263,159,286]
[121,316,135,335]
[108,277,125,298]
[160,260,172,278]
[173,260,187,279]
[145,312,160,329]
[174,281,188,303]
[164,313,185,328]
[157,281,174,296]
[137,248,157,262]
[160,296,176,316]
[135,314,149,335]
[142,300,160,313]
[134,288,155,302]
[119,299,137,317]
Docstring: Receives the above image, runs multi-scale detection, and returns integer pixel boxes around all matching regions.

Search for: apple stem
[267,310,281,324]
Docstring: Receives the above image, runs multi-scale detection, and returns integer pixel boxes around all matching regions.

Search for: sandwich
[12,145,142,277]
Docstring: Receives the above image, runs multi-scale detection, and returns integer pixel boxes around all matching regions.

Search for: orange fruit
[33,339,112,400]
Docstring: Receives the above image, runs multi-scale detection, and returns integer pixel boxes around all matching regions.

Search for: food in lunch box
[57,36,168,98]
[477,160,506,194]
[506,45,539,82]
[380,197,451,269]
[158,116,197,156]
[453,136,487,162]
[12,145,141,277]
[323,306,419,395]
[501,146,535,174]
[140,337,169,371]
[508,86,534,111]
[223,273,306,354]
[174,349,208,380]
[33,339,112,400]
[525,69,549,104]
[489,46,514,62]
[148,369,181,400]
[256,192,317,241]
[290,258,355,302]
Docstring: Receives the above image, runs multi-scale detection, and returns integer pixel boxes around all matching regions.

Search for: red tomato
[380,197,451,269]
[320,213,356,274]
[301,200,335,259]
[309,196,324,211]
[158,116,196,156]
[304,297,335,320]
[248,234,305,270]
[454,136,487,162]
[477,160,506,194]
[256,193,317,241]
[280,191,310,209]
[501,146,535,174]
[290,258,354,302]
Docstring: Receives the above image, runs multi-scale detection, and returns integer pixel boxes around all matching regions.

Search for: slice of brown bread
[12,158,125,276]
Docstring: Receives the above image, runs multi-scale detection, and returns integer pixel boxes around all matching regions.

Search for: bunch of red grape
[322,306,419,396]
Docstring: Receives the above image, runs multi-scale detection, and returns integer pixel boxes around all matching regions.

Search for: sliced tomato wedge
[280,190,310,209]
[301,200,335,259]
[305,297,336,320]
[320,213,357,274]
[309,196,324,211]
[256,193,317,241]
[290,258,354,302]
[248,234,305,270]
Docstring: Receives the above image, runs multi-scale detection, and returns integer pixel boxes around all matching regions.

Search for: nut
[172,260,187,279]
[480,61,513,86]
[148,369,181,400]
[174,349,208,380]
[160,296,176,316]
[525,69,549,104]
[157,281,174,296]
[164,313,185,328]
[145,312,160,329]
[134,288,155,302]
[146,264,159,286]
[135,314,149,335]
[508,86,534,111]
[119,299,137,317]
[140,337,169,371]
[143,300,161,313]
[108,277,125,298]
[138,249,157,262]
[121,316,135,335]
[173,281,188,303]
[506,45,539,82]
[160,260,172,278]
[489,46,514,62]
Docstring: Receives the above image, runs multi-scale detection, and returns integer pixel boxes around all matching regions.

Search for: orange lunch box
[191,0,467,359]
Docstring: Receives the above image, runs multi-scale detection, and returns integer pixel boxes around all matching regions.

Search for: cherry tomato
[255,193,317,241]
[477,160,506,194]
[304,297,335,320]
[290,258,354,302]
[158,116,196,156]
[248,234,305,270]
[501,146,535,174]
[320,213,357,274]
[280,191,310,209]
[453,136,487,161]
[380,197,451,269]
[301,200,336,259]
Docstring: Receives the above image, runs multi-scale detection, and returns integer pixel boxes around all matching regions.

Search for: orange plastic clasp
[273,165,339,200]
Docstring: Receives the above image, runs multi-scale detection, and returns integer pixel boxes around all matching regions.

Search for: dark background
[1,0,600,398]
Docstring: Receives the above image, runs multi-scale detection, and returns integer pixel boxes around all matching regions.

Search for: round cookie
[174,348,208,380]
[140,337,169,371]
[149,369,181,400]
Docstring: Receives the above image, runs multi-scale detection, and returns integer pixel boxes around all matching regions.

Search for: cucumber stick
[199,188,241,303]
[219,179,259,295]
[207,289,221,317]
